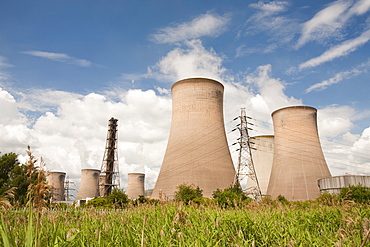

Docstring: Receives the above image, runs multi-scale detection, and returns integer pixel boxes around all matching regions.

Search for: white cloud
[151,13,230,44]
[299,29,370,70]
[249,1,289,16]
[22,50,93,67]
[0,56,13,68]
[317,105,356,138]
[306,58,370,92]
[296,0,370,48]
[147,39,226,82]
[243,1,297,54]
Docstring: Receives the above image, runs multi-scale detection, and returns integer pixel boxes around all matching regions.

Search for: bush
[86,197,111,208]
[174,183,203,205]
[339,185,370,204]
[107,188,129,207]
[212,184,250,208]
[316,192,339,205]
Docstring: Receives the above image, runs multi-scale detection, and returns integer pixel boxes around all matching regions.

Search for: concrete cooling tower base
[267,106,331,201]
[152,78,235,199]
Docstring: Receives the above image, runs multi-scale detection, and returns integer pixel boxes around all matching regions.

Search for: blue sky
[1,0,370,193]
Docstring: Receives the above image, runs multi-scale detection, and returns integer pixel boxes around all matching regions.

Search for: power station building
[318,175,370,194]
[267,106,331,201]
[152,78,236,199]
[126,173,145,199]
[246,135,274,196]
[47,171,66,201]
[76,168,101,201]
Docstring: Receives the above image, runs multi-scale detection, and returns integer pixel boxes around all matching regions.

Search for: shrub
[174,183,203,205]
[339,185,370,204]
[212,184,250,208]
[107,188,129,207]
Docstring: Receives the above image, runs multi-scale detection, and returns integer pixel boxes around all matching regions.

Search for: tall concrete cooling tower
[76,168,101,201]
[126,173,145,199]
[267,106,331,201]
[47,171,66,201]
[152,78,235,199]
[246,135,274,196]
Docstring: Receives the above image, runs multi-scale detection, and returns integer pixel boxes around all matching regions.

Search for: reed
[1,201,369,246]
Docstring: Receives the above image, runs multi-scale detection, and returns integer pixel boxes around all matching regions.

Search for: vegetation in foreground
[2,150,370,246]
[1,198,370,246]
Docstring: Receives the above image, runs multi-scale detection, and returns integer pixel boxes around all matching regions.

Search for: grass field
[1,200,370,246]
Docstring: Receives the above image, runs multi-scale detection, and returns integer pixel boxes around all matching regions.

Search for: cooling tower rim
[48,170,66,174]
[250,134,274,139]
[171,77,223,90]
[271,105,317,117]
[81,168,101,172]
[128,172,145,176]
[319,175,370,180]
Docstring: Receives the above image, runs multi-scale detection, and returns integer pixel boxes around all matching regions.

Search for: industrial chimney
[76,168,101,201]
[47,171,66,201]
[246,135,274,196]
[126,173,145,199]
[152,78,235,199]
[267,106,331,201]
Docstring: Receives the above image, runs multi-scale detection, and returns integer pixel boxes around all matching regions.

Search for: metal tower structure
[100,117,120,197]
[233,108,262,199]
[64,178,76,201]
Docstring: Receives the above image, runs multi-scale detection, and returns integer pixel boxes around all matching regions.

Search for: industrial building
[318,175,370,194]
[47,171,66,202]
[152,78,236,199]
[126,173,145,199]
[267,106,331,201]
[246,135,274,196]
[76,168,101,201]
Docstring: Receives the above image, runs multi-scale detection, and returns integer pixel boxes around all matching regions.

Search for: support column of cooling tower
[152,78,236,199]
[232,108,262,199]
[267,106,331,201]
[100,117,120,197]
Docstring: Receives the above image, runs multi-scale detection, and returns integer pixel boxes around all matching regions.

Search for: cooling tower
[246,135,274,195]
[47,171,66,201]
[152,78,235,199]
[126,173,145,199]
[76,168,101,201]
[267,106,331,201]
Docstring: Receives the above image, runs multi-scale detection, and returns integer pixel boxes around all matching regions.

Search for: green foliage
[212,184,250,208]
[174,183,203,205]
[107,188,129,207]
[7,164,30,205]
[316,192,340,206]
[0,152,19,192]
[277,195,289,204]
[339,185,370,204]
[86,197,111,208]
[1,202,370,246]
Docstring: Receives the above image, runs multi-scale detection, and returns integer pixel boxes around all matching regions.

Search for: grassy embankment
[1,200,370,246]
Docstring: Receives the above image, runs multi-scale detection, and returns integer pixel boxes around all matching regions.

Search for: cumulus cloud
[22,50,93,67]
[299,29,370,70]
[306,58,370,92]
[151,13,230,44]
[296,0,370,48]
[147,39,226,82]
[317,105,356,138]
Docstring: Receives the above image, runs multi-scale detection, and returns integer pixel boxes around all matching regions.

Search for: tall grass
[1,201,370,246]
